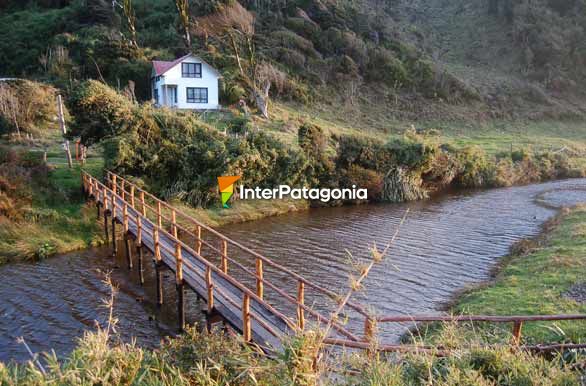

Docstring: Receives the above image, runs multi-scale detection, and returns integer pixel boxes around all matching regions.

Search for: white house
[151,54,221,110]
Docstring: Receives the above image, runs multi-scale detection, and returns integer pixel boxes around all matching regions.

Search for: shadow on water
[1,178,586,362]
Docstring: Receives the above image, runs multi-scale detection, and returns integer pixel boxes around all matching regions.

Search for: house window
[155,75,161,82]
[172,87,177,104]
[182,63,202,78]
[154,88,159,104]
[186,87,208,103]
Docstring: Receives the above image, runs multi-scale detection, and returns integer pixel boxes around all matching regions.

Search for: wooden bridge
[81,171,586,354]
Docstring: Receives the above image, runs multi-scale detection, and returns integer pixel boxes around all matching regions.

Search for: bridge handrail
[105,170,370,317]
[84,171,361,342]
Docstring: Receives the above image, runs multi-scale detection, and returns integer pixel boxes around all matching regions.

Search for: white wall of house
[152,56,220,110]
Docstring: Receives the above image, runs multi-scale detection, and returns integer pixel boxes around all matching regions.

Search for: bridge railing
[85,171,365,342]
[323,313,586,353]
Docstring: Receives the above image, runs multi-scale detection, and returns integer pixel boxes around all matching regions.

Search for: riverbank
[410,205,586,346]
[0,143,105,264]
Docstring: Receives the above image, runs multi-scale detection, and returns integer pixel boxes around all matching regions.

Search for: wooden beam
[221,240,228,274]
[297,280,305,330]
[206,266,214,312]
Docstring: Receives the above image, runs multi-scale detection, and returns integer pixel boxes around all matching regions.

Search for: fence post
[111,196,117,257]
[256,258,264,299]
[364,318,375,342]
[297,280,305,330]
[221,240,228,273]
[512,321,523,345]
[121,180,125,201]
[242,293,251,342]
[123,204,132,269]
[206,266,214,312]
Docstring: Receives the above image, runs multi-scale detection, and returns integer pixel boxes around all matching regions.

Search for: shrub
[454,147,495,188]
[68,80,134,144]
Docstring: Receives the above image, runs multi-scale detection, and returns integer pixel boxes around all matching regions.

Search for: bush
[68,80,134,144]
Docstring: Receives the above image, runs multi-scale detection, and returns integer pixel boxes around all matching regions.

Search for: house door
[169,86,178,107]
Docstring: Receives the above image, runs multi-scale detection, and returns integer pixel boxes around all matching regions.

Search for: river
[1,178,586,362]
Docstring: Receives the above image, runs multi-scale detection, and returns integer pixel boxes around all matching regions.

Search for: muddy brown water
[1,179,586,362]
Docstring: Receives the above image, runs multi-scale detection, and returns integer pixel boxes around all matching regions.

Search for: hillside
[1,0,585,123]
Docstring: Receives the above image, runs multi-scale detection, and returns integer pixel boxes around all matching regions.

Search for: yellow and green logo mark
[217,176,241,208]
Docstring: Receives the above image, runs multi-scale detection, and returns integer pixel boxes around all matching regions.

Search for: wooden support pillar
[111,219,117,257]
[121,180,125,201]
[175,242,185,331]
[242,293,251,342]
[136,217,143,284]
[125,237,133,270]
[104,211,109,241]
[154,228,163,306]
[130,186,135,208]
[221,240,228,274]
[256,258,264,299]
[297,280,305,330]
[136,245,144,285]
[155,261,164,306]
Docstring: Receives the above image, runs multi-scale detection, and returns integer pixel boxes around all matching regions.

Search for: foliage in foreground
[0,323,583,386]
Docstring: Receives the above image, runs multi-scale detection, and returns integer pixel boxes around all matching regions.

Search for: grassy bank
[0,142,105,264]
[406,205,586,349]
[448,205,586,344]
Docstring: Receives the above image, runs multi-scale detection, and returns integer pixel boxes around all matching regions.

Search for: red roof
[152,54,191,76]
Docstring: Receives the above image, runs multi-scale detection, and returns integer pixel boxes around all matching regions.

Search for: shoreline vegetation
[1,206,585,384]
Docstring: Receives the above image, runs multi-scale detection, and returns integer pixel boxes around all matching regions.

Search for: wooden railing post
[140,191,146,217]
[242,293,251,342]
[103,186,108,212]
[136,216,142,246]
[154,228,161,263]
[112,174,117,195]
[256,258,264,299]
[206,266,214,312]
[121,180,126,201]
[364,318,375,342]
[297,280,305,330]
[221,240,228,273]
[157,202,162,228]
[512,320,523,345]
[123,203,129,233]
[171,209,177,238]
[130,186,135,208]
[196,225,202,255]
[175,242,183,285]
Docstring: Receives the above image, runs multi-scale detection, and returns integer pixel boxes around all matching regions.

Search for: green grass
[0,135,106,263]
[450,206,586,344]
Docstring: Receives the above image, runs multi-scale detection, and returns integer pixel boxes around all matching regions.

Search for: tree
[176,0,191,48]
[0,84,22,138]
[121,0,138,48]
[195,2,273,118]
